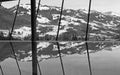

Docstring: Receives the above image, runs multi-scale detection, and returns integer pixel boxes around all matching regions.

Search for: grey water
[0,42,120,75]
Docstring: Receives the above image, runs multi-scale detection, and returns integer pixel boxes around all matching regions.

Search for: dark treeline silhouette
[0,31,120,41]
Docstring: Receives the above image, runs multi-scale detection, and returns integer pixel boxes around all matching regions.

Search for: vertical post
[31,0,38,75]
[0,2,2,6]
[85,0,92,75]
[0,65,4,75]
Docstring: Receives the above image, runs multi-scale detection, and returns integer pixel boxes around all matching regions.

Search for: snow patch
[37,42,50,49]
[20,4,30,10]
[37,16,50,23]
[61,20,69,26]
[39,6,50,10]
[12,26,31,39]
[79,19,86,23]
[21,56,32,61]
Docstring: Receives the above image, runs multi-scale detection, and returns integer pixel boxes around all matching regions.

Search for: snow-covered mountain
[1,4,120,41]
[5,4,120,41]
[1,4,120,62]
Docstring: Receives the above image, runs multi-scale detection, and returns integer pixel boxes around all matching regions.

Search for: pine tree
[72,34,78,41]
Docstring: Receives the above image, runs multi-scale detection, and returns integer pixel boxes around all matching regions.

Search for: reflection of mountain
[1,4,120,40]
[1,3,120,62]
[0,42,119,62]
[1,44,120,75]
[0,42,31,62]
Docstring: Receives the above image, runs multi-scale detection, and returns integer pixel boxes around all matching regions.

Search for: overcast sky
[2,0,120,13]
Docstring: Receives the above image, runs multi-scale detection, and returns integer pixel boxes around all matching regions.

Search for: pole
[0,2,1,6]
[0,0,15,2]
[31,0,38,75]
[85,0,92,75]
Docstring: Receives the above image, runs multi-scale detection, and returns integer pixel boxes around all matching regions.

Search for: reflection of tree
[0,42,31,61]
[0,42,118,62]
[113,35,120,40]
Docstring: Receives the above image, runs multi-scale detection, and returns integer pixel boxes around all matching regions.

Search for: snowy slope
[1,4,120,41]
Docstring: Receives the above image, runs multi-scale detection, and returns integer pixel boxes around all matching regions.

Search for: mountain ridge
[0,4,120,41]
[0,4,120,62]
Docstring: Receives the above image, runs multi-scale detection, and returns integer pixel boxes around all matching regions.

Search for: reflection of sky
[1,46,120,75]
[0,41,118,62]
[2,0,120,13]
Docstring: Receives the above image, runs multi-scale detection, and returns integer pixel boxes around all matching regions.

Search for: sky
[2,0,120,13]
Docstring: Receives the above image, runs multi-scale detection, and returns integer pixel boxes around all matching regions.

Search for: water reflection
[0,42,31,62]
[0,41,120,75]
[0,41,120,62]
